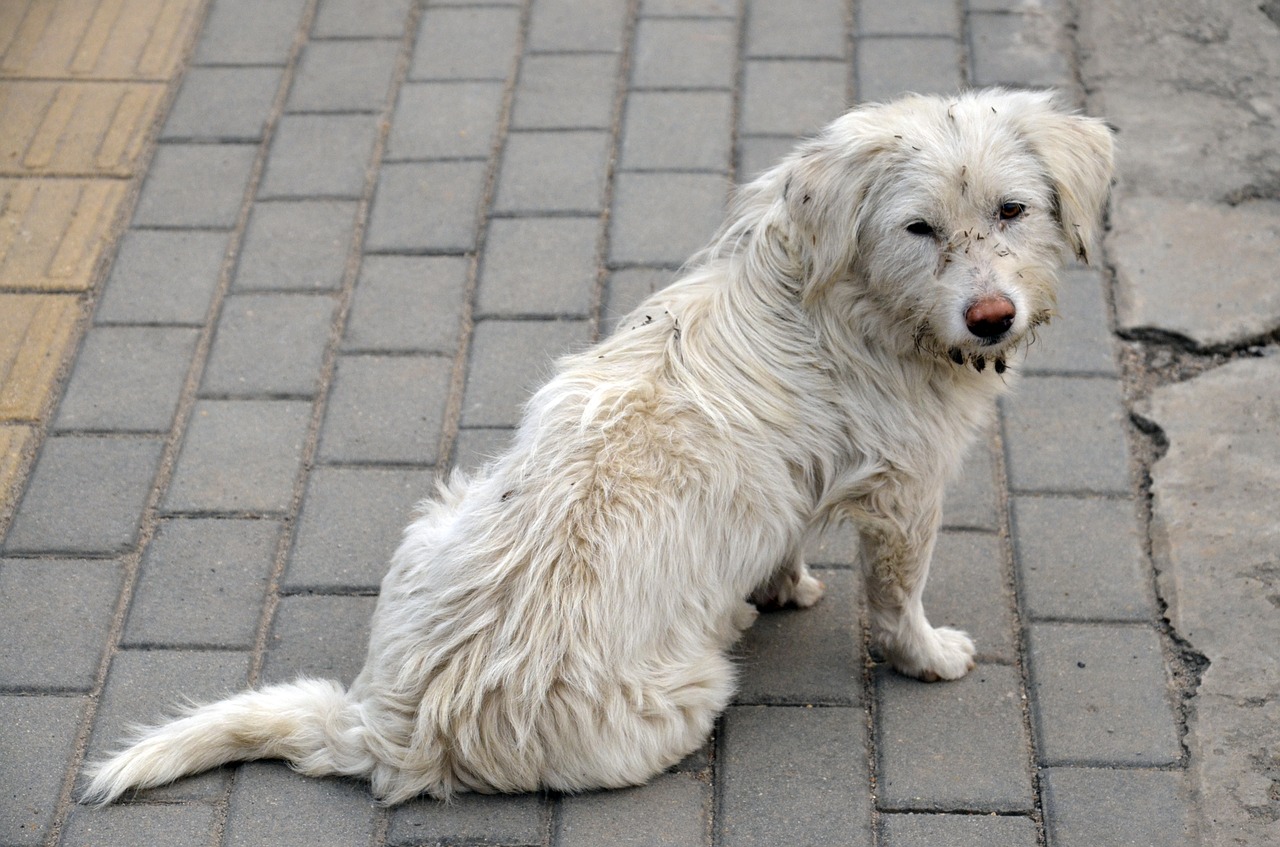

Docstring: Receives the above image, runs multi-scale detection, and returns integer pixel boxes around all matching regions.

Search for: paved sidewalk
[5,0,1270,844]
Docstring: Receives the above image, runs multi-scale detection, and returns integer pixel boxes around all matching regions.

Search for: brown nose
[965,295,1016,339]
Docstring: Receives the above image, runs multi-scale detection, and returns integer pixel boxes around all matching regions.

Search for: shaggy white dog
[83,88,1114,805]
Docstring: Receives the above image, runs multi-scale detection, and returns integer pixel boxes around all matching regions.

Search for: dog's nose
[965,295,1015,339]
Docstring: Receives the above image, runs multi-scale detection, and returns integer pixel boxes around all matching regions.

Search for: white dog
[84,88,1113,805]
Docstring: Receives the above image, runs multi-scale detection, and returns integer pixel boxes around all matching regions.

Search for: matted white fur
[83,89,1114,806]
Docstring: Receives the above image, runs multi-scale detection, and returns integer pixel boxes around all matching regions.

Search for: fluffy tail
[81,678,370,806]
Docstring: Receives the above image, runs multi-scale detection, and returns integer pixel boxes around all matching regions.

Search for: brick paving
[0,1,1197,845]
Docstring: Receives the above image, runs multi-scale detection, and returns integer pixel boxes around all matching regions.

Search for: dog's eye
[999,202,1025,221]
[905,220,936,237]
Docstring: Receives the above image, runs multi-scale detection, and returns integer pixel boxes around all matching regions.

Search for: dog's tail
[81,678,372,806]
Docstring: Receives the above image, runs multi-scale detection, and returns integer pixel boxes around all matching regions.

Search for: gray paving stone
[318,355,452,464]
[876,664,1034,812]
[262,594,377,685]
[858,0,961,36]
[1041,767,1195,847]
[365,161,488,253]
[1020,267,1117,376]
[410,5,522,81]
[1000,376,1131,494]
[642,0,735,15]
[746,0,846,58]
[449,427,515,472]
[804,519,860,567]
[288,39,401,113]
[224,762,378,846]
[385,81,505,161]
[0,559,121,691]
[1011,495,1151,621]
[856,37,962,103]
[95,229,229,325]
[741,59,848,136]
[735,568,862,706]
[0,695,86,846]
[620,90,734,172]
[60,802,218,847]
[285,466,432,591]
[4,436,163,555]
[54,326,199,432]
[608,172,727,266]
[477,217,599,317]
[161,67,284,142]
[259,114,381,199]
[1026,623,1181,766]
[510,54,620,130]
[389,792,545,846]
[201,293,335,397]
[558,772,708,847]
[602,268,672,333]
[462,319,592,427]
[494,130,612,214]
[719,705,871,847]
[313,0,413,37]
[163,400,311,514]
[194,0,308,65]
[924,530,1018,663]
[942,432,999,530]
[736,135,800,181]
[343,255,468,354]
[235,200,358,291]
[632,18,738,89]
[968,12,1071,88]
[122,518,280,649]
[880,812,1039,847]
[132,144,257,228]
[528,0,629,53]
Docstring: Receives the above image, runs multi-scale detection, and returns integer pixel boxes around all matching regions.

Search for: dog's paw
[790,570,826,608]
[751,564,825,610]
[885,626,976,682]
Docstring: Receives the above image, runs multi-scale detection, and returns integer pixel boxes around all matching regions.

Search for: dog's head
[738,89,1115,370]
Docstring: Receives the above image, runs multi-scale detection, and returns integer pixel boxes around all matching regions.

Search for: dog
[83,88,1114,805]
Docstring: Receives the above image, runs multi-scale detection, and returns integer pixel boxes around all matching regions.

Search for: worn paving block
[365,161,488,253]
[0,293,80,418]
[0,81,165,177]
[344,255,468,354]
[259,114,380,199]
[132,143,256,228]
[880,812,1039,846]
[318,355,452,464]
[1011,495,1151,621]
[461,319,592,427]
[804,519,860,568]
[856,37,963,103]
[735,569,862,706]
[450,427,515,472]
[0,179,127,291]
[1041,767,1195,847]
[876,664,1034,812]
[620,90,734,172]
[737,135,801,181]
[924,530,1017,663]
[528,0,628,52]
[942,431,999,530]
[601,268,672,334]
[642,0,736,14]
[477,217,599,317]
[55,326,199,432]
[1000,375,1131,494]
[410,5,522,81]
[0,425,36,515]
[1019,267,1117,376]
[558,772,708,847]
[60,801,218,847]
[389,792,544,846]
[0,558,122,691]
[494,130,612,214]
[4,435,163,554]
[288,38,401,113]
[859,0,961,36]
[201,293,335,397]
[163,400,311,514]
[224,762,378,846]
[741,59,848,136]
[968,11,1071,88]
[235,201,356,292]
[95,229,228,325]
[386,81,505,160]
[719,705,871,847]
[0,694,86,847]
[161,67,284,142]
[609,172,728,266]
[194,0,308,65]
[262,594,377,685]
[510,54,620,130]
[746,0,846,58]
[632,18,738,89]
[285,466,432,591]
[123,518,280,649]
[313,0,414,37]
[1026,623,1180,766]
